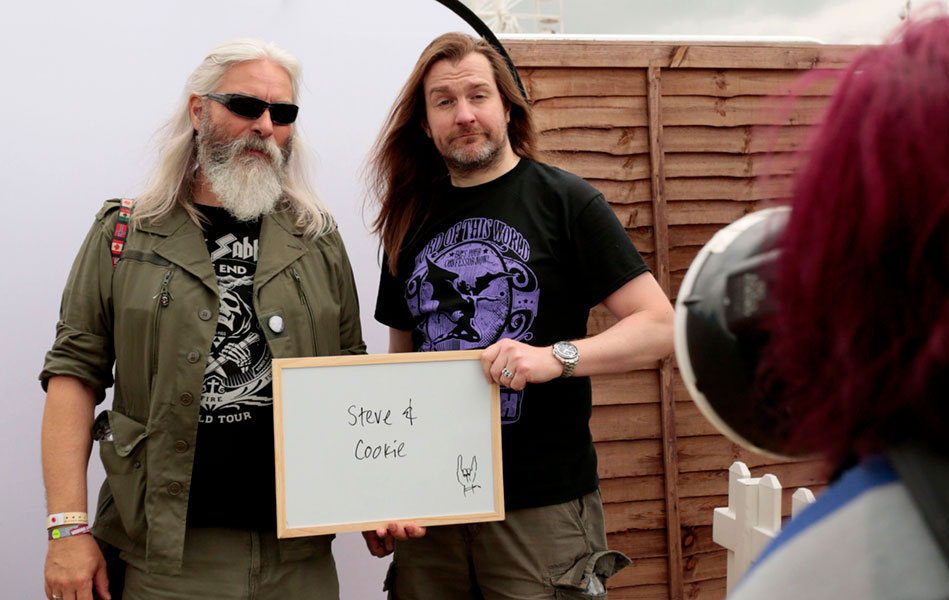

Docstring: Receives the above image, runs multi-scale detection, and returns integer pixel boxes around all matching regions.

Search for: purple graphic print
[405,217,539,423]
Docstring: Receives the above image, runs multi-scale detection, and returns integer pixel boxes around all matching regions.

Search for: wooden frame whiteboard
[273,350,504,538]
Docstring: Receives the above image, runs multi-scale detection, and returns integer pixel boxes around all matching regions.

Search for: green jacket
[40,199,366,574]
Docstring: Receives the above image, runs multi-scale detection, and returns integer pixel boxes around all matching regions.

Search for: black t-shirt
[375,159,649,509]
[187,205,276,528]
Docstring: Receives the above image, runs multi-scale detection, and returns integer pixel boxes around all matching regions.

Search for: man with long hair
[728,16,949,599]
[40,39,365,599]
[364,32,675,598]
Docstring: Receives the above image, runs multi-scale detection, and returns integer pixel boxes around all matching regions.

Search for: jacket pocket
[289,266,319,355]
[97,410,148,544]
[151,266,176,376]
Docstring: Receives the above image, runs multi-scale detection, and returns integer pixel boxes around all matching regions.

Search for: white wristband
[47,512,88,529]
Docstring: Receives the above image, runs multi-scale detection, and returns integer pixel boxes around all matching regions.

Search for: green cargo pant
[121,528,337,599]
[385,489,630,600]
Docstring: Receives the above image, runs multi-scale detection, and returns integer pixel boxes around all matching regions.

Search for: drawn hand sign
[457,454,481,496]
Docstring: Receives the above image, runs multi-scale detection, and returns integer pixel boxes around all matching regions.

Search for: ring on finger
[501,367,514,379]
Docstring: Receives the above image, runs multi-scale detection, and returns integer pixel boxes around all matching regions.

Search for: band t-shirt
[375,159,649,510]
[187,205,276,528]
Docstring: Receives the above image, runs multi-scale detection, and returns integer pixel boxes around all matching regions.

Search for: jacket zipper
[152,266,177,374]
[290,267,318,355]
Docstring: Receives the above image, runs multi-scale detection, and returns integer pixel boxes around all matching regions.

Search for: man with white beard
[39,39,365,600]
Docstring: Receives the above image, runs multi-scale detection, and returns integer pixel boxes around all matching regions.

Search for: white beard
[196,119,290,221]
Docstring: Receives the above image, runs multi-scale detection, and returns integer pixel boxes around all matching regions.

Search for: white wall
[0,2,475,598]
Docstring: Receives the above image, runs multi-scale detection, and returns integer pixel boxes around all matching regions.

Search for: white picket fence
[712,461,816,592]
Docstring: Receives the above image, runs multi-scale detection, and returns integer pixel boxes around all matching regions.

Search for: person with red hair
[730,15,949,599]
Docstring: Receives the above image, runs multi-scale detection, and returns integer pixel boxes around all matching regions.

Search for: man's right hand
[361,529,395,558]
[44,534,111,600]
[361,521,427,558]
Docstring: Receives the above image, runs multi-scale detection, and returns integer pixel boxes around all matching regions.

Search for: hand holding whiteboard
[273,350,504,538]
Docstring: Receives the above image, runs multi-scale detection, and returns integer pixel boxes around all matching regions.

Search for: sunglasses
[204,92,299,125]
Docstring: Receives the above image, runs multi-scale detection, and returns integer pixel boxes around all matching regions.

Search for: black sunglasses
[204,92,299,125]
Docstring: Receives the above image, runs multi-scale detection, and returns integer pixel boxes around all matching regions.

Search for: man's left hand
[481,339,562,391]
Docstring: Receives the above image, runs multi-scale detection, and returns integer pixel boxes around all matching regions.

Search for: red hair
[764,16,949,466]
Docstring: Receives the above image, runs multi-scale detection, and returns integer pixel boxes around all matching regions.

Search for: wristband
[47,512,88,529]
[48,524,91,540]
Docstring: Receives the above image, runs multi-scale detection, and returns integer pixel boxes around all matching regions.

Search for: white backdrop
[0,1,476,597]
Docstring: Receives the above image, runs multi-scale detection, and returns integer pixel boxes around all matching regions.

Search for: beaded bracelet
[48,524,91,541]
[47,512,88,529]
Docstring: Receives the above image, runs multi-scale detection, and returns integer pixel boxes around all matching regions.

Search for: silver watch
[552,341,579,378]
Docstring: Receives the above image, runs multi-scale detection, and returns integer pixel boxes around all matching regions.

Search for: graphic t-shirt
[187,205,276,528]
[375,159,649,509]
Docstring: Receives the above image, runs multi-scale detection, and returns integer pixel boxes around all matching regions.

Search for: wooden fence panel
[592,370,661,405]
[664,125,814,153]
[605,585,671,600]
[592,403,663,441]
[609,529,670,559]
[597,440,665,479]
[539,127,650,154]
[534,103,648,130]
[505,38,860,600]
[520,67,648,98]
[601,475,667,504]
[662,95,831,126]
[506,41,858,69]
[539,125,816,154]
[660,68,840,97]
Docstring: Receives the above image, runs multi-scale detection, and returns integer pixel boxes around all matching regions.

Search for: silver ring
[52,596,63,600]
[501,367,514,379]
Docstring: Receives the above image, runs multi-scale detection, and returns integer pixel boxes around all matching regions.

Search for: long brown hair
[367,32,537,274]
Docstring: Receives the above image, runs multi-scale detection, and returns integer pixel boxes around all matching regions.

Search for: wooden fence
[504,39,862,600]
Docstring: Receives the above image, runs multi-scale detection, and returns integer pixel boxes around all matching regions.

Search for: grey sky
[469,0,946,43]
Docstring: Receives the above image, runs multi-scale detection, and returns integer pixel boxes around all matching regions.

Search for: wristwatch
[552,341,579,378]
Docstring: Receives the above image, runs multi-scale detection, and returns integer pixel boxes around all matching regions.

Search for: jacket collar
[143,203,215,293]
[256,206,307,291]
[136,200,308,293]
[134,199,303,237]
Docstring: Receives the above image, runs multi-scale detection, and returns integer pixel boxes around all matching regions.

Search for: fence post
[750,474,782,559]
[792,487,816,517]
[713,461,754,592]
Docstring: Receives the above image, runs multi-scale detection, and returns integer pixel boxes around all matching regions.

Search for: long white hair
[133,38,335,238]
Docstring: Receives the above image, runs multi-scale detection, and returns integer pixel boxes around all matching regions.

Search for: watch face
[554,341,579,360]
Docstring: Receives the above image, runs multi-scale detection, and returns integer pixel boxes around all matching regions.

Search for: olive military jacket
[40,199,366,574]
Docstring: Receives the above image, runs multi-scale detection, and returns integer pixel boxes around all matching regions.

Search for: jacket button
[167,482,183,495]
[187,350,201,363]
[198,309,212,321]
[174,440,189,453]
[179,392,193,406]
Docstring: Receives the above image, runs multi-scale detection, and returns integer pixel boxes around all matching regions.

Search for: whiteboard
[273,350,503,537]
